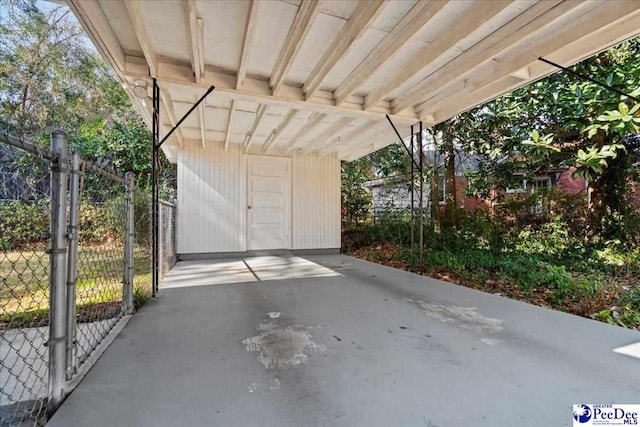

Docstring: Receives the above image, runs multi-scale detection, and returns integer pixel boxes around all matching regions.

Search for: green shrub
[0,199,49,250]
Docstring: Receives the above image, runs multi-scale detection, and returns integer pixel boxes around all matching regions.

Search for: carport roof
[67,0,640,163]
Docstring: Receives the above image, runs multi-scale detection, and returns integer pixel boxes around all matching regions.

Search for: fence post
[65,152,80,379]
[123,172,135,315]
[48,130,68,414]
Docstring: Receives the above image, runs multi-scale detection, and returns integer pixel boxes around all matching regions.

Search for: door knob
[248,205,252,209]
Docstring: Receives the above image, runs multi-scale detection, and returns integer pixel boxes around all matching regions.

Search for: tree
[341,158,372,225]
[0,1,174,194]
[444,38,640,240]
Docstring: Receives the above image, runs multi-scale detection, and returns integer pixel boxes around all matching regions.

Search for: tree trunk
[588,148,630,239]
[443,140,458,227]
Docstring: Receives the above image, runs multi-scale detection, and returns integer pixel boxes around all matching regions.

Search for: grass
[1,245,152,328]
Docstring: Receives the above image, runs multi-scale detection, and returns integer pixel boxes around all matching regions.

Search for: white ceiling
[67,0,640,162]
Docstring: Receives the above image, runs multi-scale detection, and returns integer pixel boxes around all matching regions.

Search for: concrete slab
[161,255,340,289]
[48,255,640,427]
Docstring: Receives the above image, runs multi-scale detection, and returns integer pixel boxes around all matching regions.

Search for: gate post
[123,172,135,315]
[65,151,81,379]
[48,130,68,414]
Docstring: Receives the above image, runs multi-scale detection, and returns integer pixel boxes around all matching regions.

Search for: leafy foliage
[0,1,175,194]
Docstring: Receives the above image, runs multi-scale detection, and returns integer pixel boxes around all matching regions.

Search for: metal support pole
[65,152,80,380]
[410,125,415,272]
[418,121,424,275]
[538,57,639,103]
[123,171,135,315]
[152,78,160,297]
[385,114,420,170]
[48,130,68,414]
[158,204,164,279]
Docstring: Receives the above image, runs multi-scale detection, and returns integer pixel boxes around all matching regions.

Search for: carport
[48,254,639,426]
[50,1,640,425]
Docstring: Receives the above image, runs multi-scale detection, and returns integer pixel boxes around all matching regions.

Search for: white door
[246,156,291,250]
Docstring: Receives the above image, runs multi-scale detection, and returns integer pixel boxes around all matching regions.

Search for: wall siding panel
[292,152,341,250]
[178,144,340,254]
[177,143,245,253]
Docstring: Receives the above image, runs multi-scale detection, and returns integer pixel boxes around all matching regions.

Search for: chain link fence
[73,165,127,368]
[0,138,52,427]
[0,130,174,426]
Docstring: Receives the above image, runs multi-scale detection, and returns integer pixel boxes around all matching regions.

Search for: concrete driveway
[48,255,640,427]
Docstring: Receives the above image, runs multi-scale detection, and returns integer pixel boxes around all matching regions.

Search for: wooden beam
[124,55,417,124]
[237,0,260,90]
[301,116,355,155]
[224,100,235,151]
[67,0,125,73]
[270,1,320,94]
[123,0,157,77]
[365,0,512,111]
[466,2,634,93]
[334,0,448,106]
[185,0,205,83]
[160,89,184,147]
[337,124,388,159]
[284,112,327,154]
[303,1,385,100]
[426,3,640,124]
[263,109,299,153]
[198,102,206,148]
[395,0,574,114]
[245,104,268,152]
[318,121,377,157]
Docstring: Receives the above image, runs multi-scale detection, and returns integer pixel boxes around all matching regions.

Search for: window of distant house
[530,176,552,214]
[531,176,551,192]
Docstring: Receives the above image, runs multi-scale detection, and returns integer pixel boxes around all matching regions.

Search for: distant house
[362,150,482,217]
[363,150,589,218]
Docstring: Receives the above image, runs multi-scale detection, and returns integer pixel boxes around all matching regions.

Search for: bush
[0,199,49,250]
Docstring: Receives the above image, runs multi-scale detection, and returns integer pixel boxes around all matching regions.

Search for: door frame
[243,154,292,250]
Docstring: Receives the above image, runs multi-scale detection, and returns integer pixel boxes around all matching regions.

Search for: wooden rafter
[427,2,640,123]
[198,101,206,148]
[245,104,268,152]
[263,109,299,153]
[270,1,320,94]
[334,0,448,106]
[160,89,184,147]
[224,100,235,151]
[365,0,512,111]
[185,0,205,83]
[303,0,385,100]
[124,58,417,124]
[237,0,261,90]
[123,0,157,77]
[400,0,577,114]
[284,113,327,154]
[301,116,355,155]
[466,2,617,93]
[337,125,388,159]
[318,121,377,157]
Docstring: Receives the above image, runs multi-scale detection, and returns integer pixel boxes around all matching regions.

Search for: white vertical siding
[291,152,341,250]
[177,143,245,254]
[177,144,340,254]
